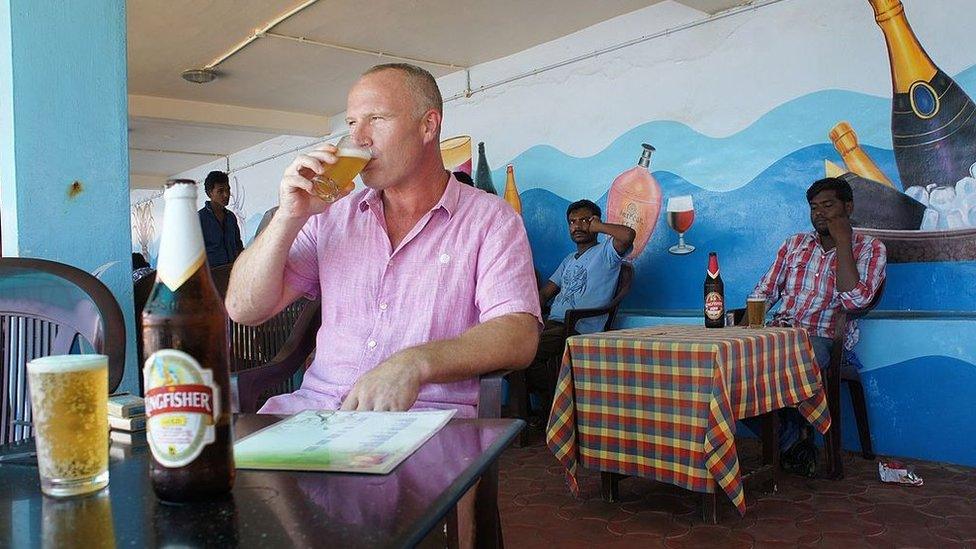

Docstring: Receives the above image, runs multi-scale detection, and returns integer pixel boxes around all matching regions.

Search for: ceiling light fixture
[181,68,218,84]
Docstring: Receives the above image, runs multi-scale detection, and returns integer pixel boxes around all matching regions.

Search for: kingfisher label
[705,292,725,321]
[143,349,219,468]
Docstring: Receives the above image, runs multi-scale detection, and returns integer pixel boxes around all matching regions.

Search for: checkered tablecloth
[545,325,831,515]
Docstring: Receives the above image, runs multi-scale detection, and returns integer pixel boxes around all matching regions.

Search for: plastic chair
[822,282,884,479]
[0,257,126,443]
[508,262,634,443]
[208,264,321,413]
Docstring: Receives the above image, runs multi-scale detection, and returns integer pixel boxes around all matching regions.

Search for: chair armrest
[478,369,512,419]
[563,307,611,336]
[233,356,307,413]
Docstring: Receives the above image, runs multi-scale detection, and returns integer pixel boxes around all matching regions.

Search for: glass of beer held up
[27,354,109,497]
[311,135,371,203]
[747,292,767,329]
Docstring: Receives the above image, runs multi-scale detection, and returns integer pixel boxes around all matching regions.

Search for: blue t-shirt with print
[548,237,624,334]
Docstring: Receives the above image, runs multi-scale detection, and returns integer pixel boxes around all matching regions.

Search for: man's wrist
[394,347,432,385]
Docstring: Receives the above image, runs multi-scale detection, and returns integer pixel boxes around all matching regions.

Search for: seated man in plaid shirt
[751,177,886,475]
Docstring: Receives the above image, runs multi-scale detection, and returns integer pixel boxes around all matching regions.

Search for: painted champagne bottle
[474,142,498,195]
[829,121,896,188]
[869,0,976,190]
[606,143,662,260]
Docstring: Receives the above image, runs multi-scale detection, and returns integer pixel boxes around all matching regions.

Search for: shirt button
[367,340,377,349]
[379,303,388,311]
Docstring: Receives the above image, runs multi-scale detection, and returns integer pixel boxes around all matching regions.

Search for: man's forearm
[225,213,306,324]
[396,313,540,385]
[595,221,636,252]
[835,240,860,292]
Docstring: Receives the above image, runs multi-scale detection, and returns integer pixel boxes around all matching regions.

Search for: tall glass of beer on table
[310,135,371,203]
[27,354,109,497]
[747,292,767,329]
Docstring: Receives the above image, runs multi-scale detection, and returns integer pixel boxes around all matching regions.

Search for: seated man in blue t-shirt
[526,199,635,420]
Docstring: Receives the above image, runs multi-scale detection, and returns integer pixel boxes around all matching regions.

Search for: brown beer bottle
[704,252,725,328]
[142,179,235,503]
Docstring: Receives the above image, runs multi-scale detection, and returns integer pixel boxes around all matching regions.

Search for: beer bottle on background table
[704,252,725,328]
[142,179,235,503]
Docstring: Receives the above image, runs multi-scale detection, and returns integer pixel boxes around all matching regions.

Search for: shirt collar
[357,171,460,220]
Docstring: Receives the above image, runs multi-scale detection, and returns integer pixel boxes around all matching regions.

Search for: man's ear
[844,201,854,216]
[419,109,442,145]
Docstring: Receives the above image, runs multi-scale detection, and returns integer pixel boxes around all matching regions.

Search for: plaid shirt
[755,231,886,341]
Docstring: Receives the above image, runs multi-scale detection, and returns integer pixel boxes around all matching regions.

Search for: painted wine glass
[666,195,696,255]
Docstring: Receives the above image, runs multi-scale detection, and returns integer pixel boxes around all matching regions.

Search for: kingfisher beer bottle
[704,252,725,328]
[142,179,235,502]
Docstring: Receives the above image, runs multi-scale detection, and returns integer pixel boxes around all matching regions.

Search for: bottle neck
[157,194,207,291]
[872,0,937,93]
[830,126,860,157]
[638,150,653,169]
[707,255,719,278]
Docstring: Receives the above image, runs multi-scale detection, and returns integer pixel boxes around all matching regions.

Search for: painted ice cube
[928,186,957,211]
[969,206,976,227]
[920,208,940,230]
[946,208,966,229]
[957,177,976,198]
[904,185,929,207]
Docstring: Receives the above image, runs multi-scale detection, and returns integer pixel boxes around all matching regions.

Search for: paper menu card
[233,409,455,474]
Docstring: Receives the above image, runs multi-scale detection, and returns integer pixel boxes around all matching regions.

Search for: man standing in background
[198,170,244,267]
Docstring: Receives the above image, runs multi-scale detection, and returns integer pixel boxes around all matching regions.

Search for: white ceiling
[127,0,745,188]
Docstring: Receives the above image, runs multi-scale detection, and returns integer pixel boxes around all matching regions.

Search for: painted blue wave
[855,355,976,466]
[523,142,976,312]
[491,64,976,196]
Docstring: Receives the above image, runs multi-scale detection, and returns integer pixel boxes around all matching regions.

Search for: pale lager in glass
[27,354,109,497]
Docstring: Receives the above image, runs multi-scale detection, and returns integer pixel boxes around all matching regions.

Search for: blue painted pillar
[1,0,137,393]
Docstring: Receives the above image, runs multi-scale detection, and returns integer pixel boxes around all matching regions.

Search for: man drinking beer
[225,63,541,418]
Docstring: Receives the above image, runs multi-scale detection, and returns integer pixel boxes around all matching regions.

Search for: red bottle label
[705,292,725,321]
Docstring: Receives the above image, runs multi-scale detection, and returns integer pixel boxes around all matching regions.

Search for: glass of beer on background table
[27,354,109,497]
[311,135,371,203]
[747,292,767,329]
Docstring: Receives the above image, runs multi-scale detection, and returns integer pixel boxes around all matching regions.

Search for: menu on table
[233,409,455,474]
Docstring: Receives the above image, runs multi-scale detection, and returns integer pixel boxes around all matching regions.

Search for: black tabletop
[0,414,522,548]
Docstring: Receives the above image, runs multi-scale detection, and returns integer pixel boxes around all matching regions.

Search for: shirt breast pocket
[408,253,477,340]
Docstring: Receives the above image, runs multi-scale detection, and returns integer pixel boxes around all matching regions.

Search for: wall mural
[497,0,976,315]
[477,0,976,464]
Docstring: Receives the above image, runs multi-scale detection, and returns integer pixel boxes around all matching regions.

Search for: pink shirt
[259,175,542,417]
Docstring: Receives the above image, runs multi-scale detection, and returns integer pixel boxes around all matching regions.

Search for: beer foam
[28,354,107,373]
[337,147,371,160]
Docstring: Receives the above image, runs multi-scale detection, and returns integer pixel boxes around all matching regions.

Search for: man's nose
[350,126,371,148]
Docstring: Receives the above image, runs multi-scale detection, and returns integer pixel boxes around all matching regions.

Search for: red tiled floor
[497,430,976,548]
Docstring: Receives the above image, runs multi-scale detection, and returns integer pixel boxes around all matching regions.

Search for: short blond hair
[363,63,443,118]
